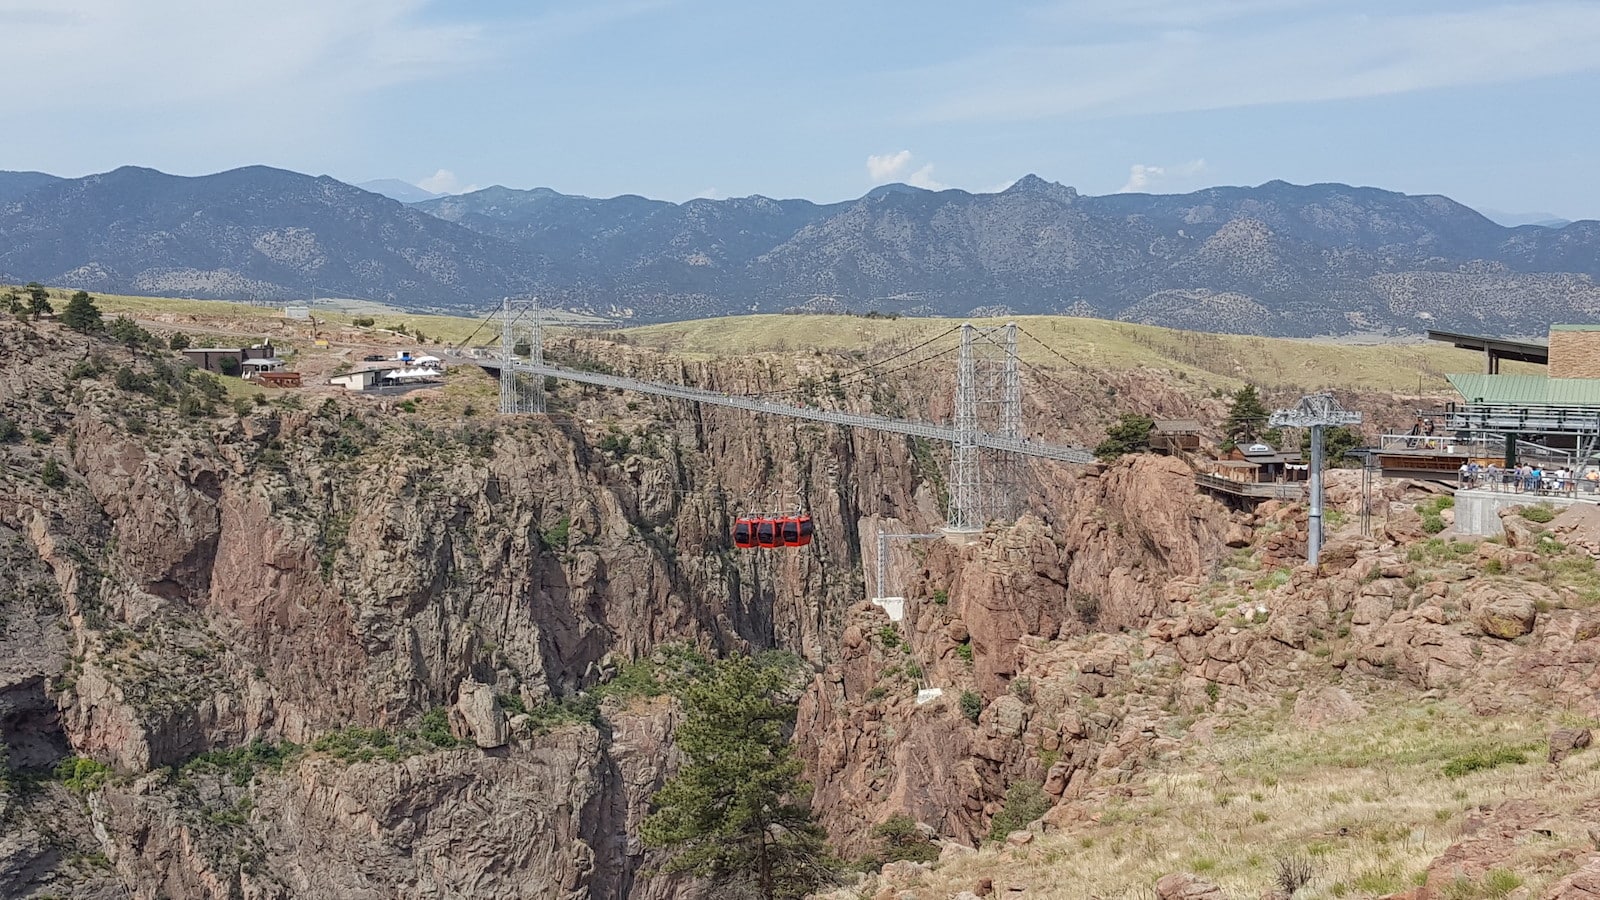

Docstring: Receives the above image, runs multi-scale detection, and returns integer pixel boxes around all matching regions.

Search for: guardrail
[507,361,1098,464]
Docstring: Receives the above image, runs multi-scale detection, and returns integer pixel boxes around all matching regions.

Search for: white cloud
[416,169,479,195]
[692,187,722,199]
[906,164,947,191]
[866,151,948,189]
[867,150,914,182]
[1118,159,1207,193]
[0,1,487,117]
[911,3,1600,124]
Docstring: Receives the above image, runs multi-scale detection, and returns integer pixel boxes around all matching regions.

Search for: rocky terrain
[4,307,1600,899]
[5,166,1600,333]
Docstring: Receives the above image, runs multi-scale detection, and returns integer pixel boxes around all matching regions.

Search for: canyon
[3,306,1600,899]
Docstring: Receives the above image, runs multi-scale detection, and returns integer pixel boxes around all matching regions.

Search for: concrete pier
[1453,489,1587,535]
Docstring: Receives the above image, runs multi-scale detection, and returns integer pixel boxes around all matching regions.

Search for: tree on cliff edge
[1222,384,1275,451]
[642,654,835,900]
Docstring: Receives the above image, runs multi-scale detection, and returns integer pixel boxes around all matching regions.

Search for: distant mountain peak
[864,182,929,200]
[358,179,445,204]
[1004,174,1078,202]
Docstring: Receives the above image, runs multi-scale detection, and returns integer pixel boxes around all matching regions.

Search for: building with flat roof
[1376,325,1600,480]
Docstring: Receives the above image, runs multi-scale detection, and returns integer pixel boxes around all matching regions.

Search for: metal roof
[1426,330,1549,364]
[1153,418,1201,432]
[1446,373,1600,406]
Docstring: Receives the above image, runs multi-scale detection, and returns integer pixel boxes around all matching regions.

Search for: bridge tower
[949,322,1023,532]
[499,297,545,415]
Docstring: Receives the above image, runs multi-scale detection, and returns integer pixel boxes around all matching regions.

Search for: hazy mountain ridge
[0,166,533,306]
[2,166,1598,333]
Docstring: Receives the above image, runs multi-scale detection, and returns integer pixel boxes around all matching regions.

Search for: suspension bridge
[476,298,1097,533]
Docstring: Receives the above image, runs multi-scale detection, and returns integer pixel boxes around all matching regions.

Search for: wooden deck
[1195,472,1305,501]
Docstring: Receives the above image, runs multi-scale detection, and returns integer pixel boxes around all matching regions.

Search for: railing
[505,360,1098,464]
[1459,473,1600,498]
[1195,472,1306,500]
[1377,434,1584,466]
[1442,403,1600,435]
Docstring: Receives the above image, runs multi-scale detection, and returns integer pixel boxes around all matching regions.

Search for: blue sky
[4,0,1599,218]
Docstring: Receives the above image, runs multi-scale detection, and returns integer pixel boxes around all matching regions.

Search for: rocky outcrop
[89,708,684,900]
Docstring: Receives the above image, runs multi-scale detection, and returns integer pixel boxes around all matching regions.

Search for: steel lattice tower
[949,322,1023,531]
[499,297,545,415]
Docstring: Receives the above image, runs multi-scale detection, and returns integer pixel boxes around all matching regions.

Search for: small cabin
[1195,443,1309,503]
[1150,419,1202,454]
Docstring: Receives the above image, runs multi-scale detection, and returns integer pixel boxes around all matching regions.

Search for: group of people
[1459,461,1600,494]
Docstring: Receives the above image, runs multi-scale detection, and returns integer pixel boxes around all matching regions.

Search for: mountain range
[3,165,1598,336]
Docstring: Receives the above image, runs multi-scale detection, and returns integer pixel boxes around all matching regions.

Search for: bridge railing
[509,360,1096,464]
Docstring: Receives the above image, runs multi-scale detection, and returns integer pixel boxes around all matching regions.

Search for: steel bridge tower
[499,297,545,415]
[949,322,1022,532]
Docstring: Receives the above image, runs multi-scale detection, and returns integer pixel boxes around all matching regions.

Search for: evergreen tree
[1321,425,1364,468]
[24,282,52,319]
[1222,384,1271,450]
[60,290,103,332]
[1094,412,1154,461]
[642,655,835,900]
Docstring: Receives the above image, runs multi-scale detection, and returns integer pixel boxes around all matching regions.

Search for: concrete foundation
[915,688,944,705]
[1453,489,1587,536]
[870,596,905,623]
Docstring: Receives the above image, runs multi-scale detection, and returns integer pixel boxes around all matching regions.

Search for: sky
[3,0,1599,219]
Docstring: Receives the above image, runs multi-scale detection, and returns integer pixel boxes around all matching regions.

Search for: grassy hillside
[6,285,1533,393]
[623,315,1535,393]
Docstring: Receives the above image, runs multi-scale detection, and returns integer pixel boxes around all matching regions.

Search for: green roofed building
[1375,326,1600,480]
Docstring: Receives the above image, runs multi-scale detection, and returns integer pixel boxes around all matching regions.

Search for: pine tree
[1094,412,1154,461]
[60,290,103,332]
[642,655,835,900]
[24,282,52,320]
[1222,384,1270,450]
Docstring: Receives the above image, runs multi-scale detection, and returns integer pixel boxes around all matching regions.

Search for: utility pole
[1270,393,1363,567]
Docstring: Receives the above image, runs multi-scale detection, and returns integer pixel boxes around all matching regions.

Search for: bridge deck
[507,361,1096,464]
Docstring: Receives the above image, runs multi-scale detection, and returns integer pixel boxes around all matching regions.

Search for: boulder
[1156,872,1225,900]
[1549,727,1593,764]
[1293,686,1365,730]
[1468,587,1538,639]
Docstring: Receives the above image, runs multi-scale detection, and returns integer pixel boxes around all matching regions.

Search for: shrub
[1519,505,1556,524]
[0,415,20,444]
[877,624,902,649]
[956,642,973,663]
[1275,854,1317,896]
[540,515,571,550]
[1442,746,1528,778]
[40,457,65,488]
[987,780,1050,841]
[419,707,458,747]
[351,316,375,327]
[1420,511,1446,534]
[871,814,939,863]
[960,690,983,723]
[168,332,191,350]
[55,756,111,793]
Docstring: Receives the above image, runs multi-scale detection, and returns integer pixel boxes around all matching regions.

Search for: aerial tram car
[732,512,815,550]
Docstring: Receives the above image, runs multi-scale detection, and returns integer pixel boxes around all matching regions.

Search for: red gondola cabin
[733,514,814,549]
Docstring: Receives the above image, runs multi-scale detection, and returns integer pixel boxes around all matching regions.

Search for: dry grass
[624,315,1539,392]
[913,698,1598,899]
[5,285,1540,392]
